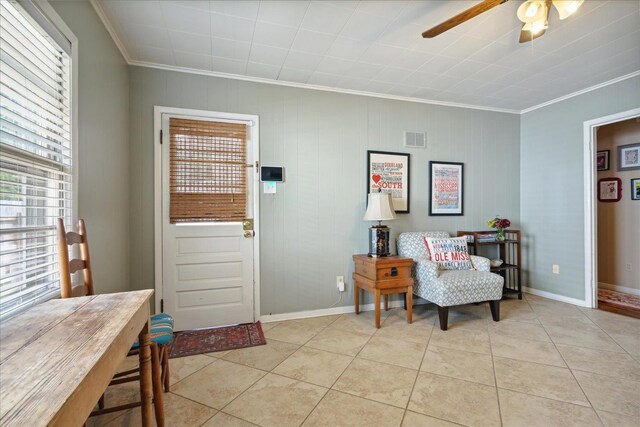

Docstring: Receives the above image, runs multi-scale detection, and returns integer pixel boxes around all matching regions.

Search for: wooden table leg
[354,281,360,315]
[374,289,381,329]
[384,295,388,311]
[406,288,413,324]
[151,343,165,427]
[138,320,153,427]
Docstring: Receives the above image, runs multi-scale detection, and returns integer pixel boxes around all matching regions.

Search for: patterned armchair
[397,231,503,330]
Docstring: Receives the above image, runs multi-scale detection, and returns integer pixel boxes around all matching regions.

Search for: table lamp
[363,192,397,257]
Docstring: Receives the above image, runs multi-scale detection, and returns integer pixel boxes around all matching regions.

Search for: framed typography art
[367,150,410,213]
[429,161,464,216]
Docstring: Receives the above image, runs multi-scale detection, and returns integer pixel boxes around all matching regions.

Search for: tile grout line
[213,315,344,425]
[528,297,607,421]
[487,314,505,427]
[400,316,433,427]
[297,310,385,426]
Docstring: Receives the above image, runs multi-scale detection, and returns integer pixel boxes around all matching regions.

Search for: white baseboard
[598,282,640,297]
[522,286,588,307]
[260,298,428,323]
[261,286,597,324]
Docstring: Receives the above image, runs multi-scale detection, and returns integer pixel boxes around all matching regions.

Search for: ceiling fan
[422,0,584,43]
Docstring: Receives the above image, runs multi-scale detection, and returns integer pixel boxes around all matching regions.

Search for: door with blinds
[160,113,257,331]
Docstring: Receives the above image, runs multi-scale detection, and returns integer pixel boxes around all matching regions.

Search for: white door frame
[153,106,260,320]
[582,107,640,308]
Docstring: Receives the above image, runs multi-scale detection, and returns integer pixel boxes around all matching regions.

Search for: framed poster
[598,177,622,202]
[596,150,609,171]
[429,161,464,216]
[617,143,640,171]
[367,151,410,213]
[631,178,640,201]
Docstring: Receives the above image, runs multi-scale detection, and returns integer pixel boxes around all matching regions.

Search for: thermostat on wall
[260,166,284,182]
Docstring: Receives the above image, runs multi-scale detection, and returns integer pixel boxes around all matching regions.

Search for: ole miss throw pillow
[423,237,474,270]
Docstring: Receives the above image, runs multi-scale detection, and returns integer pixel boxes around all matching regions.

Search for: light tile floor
[88,294,640,426]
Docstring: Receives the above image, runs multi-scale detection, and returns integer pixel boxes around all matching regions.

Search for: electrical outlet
[626,263,632,271]
[552,264,560,274]
[336,276,345,292]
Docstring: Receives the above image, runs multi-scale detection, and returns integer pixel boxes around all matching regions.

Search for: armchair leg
[489,300,500,322]
[437,306,449,331]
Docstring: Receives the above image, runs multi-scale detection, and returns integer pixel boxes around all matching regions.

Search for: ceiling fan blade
[422,0,509,38]
[518,0,552,43]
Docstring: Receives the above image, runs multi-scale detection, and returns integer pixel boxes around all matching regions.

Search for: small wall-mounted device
[260,166,284,182]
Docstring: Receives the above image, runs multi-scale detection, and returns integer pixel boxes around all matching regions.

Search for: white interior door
[160,113,257,331]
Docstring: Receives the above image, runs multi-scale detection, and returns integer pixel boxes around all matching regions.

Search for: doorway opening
[583,107,640,314]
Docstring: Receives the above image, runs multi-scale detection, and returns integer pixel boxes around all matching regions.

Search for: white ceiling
[94,0,640,112]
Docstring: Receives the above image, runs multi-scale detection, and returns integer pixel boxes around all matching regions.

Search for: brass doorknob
[244,231,254,238]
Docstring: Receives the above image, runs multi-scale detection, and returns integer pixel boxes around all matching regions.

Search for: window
[0,1,72,320]
[169,118,248,223]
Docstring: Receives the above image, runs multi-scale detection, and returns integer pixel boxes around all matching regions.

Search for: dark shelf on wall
[457,230,522,300]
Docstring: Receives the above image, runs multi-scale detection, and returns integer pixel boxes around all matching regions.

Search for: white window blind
[0,1,72,320]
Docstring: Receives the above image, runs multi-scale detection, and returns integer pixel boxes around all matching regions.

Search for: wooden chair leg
[162,345,171,392]
[151,343,164,427]
[489,300,500,322]
[437,306,449,331]
[403,293,407,310]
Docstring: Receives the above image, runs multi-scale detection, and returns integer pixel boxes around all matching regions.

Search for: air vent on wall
[404,131,426,149]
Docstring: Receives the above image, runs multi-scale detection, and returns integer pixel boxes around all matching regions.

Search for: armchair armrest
[470,255,491,272]
[415,257,439,285]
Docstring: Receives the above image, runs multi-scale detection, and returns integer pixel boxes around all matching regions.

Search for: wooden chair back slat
[56,218,95,299]
[65,232,83,245]
[68,259,86,275]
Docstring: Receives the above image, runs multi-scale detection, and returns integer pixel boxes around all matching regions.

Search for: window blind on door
[0,1,72,320]
[169,118,247,223]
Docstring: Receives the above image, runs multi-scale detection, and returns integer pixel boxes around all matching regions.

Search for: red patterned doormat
[168,322,266,359]
[598,289,640,313]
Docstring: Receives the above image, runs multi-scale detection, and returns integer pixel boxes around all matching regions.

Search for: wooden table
[0,290,155,426]
[353,255,414,328]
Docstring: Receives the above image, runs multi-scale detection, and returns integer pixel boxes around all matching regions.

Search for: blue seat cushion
[131,323,174,349]
[151,313,174,327]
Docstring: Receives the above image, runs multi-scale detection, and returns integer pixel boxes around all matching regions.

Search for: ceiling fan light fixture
[517,0,547,23]
[523,18,549,35]
[552,0,584,19]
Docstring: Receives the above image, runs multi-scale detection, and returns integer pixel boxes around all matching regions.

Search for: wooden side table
[352,254,414,328]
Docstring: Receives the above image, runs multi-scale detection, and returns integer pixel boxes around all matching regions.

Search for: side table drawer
[354,257,413,281]
[353,273,413,290]
[376,265,411,280]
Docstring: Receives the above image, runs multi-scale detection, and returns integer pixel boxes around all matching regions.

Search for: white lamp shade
[517,0,547,23]
[552,0,583,19]
[363,192,397,221]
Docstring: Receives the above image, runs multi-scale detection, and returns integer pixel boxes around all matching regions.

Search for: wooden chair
[56,218,173,425]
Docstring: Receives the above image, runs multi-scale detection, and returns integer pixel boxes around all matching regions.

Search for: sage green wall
[520,75,640,301]
[129,66,520,315]
[51,1,131,294]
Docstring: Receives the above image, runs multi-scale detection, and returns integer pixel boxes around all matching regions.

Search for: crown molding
[89,0,131,63]
[520,70,640,114]
[128,60,520,114]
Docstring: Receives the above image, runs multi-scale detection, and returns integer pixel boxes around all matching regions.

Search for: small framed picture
[631,178,640,201]
[596,150,609,171]
[598,178,622,202]
[429,161,464,216]
[617,143,640,171]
